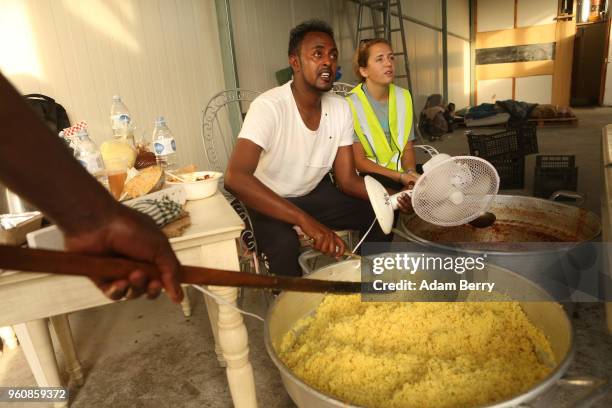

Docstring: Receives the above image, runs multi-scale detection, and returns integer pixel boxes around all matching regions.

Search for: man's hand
[396,184,414,214]
[63,204,184,303]
[297,215,345,258]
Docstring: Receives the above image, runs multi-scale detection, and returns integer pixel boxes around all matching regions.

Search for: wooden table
[0,192,257,407]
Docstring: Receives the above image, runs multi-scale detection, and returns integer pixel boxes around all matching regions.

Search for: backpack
[419,94,456,139]
[24,94,71,134]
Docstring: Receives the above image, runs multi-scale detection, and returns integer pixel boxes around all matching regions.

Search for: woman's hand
[399,169,419,186]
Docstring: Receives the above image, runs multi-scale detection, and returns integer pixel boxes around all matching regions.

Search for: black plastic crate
[467,124,538,158]
[536,155,575,169]
[486,153,525,190]
[467,129,520,158]
[508,121,539,155]
[534,155,577,198]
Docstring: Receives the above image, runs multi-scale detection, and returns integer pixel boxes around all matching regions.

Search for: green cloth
[275,67,293,86]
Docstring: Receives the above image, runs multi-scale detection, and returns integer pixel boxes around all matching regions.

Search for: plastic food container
[166,171,222,200]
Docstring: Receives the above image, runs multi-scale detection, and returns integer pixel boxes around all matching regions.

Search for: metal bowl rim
[399,194,601,256]
[263,259,576,408]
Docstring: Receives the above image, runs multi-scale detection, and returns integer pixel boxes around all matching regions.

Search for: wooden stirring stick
[0,245,362,294]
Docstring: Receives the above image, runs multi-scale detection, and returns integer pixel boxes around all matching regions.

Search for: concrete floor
[1,107,612,407]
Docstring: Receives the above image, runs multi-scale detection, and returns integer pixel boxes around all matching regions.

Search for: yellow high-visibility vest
[346,83,413,171]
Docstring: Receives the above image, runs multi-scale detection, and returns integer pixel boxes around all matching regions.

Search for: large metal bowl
[265,258,574,408]
[398,194,601,246]
[395,194,602,303]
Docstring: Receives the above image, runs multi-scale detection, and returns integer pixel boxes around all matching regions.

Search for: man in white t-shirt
[224,20,410,276]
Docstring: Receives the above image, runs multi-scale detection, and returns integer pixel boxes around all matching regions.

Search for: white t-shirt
[238,81,354,197]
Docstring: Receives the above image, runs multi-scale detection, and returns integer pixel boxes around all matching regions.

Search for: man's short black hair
[288,20,334,57]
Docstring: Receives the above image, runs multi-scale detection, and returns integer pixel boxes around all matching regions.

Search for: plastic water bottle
[110,95,131,136]
[117,115,135,147]
[152,116,177,170]
[74,129,108,186]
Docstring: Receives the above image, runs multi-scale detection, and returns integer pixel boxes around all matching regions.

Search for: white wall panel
[230,0,294,92]
[402,0,442,28]
[477,78,513,103]
[477,0,514,32]
[447,36,470,109]
[447,0,470,38]
[0,0,225,171]
[517,0,557,28]
[403,21,443,110]
[231,0,337,92]
[329,0,360,84]
[515,75,552,104]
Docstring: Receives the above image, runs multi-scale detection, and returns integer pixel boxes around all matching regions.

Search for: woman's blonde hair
[352,38,392,82]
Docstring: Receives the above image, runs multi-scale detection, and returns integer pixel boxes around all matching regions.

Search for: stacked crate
[533,155,578,198]
[467,122,538,190]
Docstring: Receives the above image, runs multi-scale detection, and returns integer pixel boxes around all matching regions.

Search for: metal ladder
[354,0,412,90]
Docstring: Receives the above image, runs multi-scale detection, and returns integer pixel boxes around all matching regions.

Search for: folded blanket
[465,103,500,120]
[496,100,538,121]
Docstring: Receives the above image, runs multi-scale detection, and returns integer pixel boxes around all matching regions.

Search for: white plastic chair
[331,81,356,97]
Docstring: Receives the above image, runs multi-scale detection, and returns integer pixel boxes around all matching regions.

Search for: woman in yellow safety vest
[346,38,418,190]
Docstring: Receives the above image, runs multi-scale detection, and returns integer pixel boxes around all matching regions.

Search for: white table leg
[193,239,257,407]
[203,292,226,367]
[50,315,84,386]
[0,326,18,349]
[13,319,68,408]
[209,285,257,408]
[180,284,192,317]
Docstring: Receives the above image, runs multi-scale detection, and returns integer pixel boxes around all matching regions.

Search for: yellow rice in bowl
[279,295,554,408]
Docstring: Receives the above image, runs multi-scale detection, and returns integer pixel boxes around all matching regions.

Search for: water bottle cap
[112,95,121,101]
[155,116,166,126]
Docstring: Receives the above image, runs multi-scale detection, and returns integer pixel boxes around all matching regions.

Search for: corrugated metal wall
[229,0,335,92]
[447,0,471,109]
[231,0,471,110]
[0,0,472,174]
[0,0,225,170]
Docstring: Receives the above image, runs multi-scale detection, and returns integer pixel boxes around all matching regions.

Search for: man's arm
[333,146,370,200]
[224,139,344,257]
[0,74,183,303]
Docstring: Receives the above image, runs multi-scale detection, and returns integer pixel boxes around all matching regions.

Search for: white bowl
[166,171,222,200]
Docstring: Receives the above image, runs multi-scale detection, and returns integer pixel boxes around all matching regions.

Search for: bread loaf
[123,166,163,198]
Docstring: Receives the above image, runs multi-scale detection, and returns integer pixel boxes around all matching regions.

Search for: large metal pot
[265,259,581,408]
[395,194,602,302]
